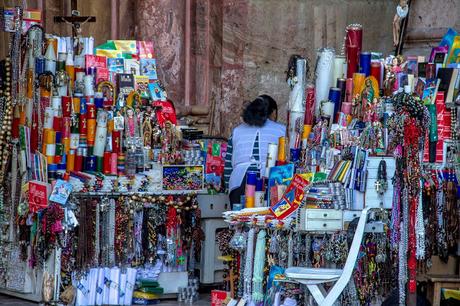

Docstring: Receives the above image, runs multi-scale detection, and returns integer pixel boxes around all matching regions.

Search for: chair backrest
[322,206,370,306]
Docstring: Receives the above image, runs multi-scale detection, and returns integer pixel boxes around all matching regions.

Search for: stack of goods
[133,277,164,305]
[222,25,460,306]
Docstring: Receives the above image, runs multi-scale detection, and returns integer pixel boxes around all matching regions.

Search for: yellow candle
[277,136,286,161]
[302,124,312,140]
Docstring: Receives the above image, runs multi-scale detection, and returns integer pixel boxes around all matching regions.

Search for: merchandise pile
[218,25,460,305]
[0,6,223,305]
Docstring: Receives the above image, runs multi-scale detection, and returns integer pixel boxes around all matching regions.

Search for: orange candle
[277,136,286,162]
[67,151,75,172]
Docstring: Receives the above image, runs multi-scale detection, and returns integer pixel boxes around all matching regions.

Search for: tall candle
[315,48,335,116]
[370,62,382,88]
[265,143,278,177]
[277,137,286,162]
[93,126,107,157]
[352,73,366,97]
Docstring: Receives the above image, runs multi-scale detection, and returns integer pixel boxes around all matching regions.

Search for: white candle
[315,48,335,116]
[84,75,95,96]
[93,126,107,157]
[70,134,80,149]
[43,107,54,129]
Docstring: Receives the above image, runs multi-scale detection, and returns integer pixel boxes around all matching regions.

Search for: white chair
[285,207,370,306]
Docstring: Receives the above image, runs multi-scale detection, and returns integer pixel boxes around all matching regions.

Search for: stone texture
[135,0,186,106]
[404,0,460,55]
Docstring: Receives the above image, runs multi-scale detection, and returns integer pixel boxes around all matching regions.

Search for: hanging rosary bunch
[324,231,349,265]
[35,203,64,266]
[128,193,198,213]
[115,199,132,264]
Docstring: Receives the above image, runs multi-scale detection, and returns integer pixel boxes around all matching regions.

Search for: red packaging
[103,152,111,174]
[12,112,20,139]
[347,45,359,78]
[30,111,39,152]
[87,104,97,119]
[370,62,382,88]
[426,63,436,79]
[304,85,315,125]
[270,174,309,220]
[79,115,88,135]
[54,155,62,164]
[85,55,107,70]
[153,100,177,127]
[110,152,118,175]
[61,96,72,117]
[112,130,121,153]
[62,117,71,138]
[345,24,363,56]
[28,180,50,212]
[345,78,353,102]
[137,41,155,59]
[75,154,83,172]
[211,290,230,306]
[53,116,63,132]
[96,67,109,84]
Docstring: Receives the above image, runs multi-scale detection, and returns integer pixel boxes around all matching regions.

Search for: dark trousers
[229,175,246,207]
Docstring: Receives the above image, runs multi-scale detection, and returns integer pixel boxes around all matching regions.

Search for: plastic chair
[285,207,370,306]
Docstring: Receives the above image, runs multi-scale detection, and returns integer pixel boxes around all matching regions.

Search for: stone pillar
[135,0,186,105]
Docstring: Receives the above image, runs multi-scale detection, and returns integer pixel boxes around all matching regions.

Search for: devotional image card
[140,58,158,80]
[49,179,73,206]
[107,57,125,73]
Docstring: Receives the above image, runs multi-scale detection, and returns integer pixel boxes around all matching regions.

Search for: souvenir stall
[0,5,229,306]
[216,25,460,306]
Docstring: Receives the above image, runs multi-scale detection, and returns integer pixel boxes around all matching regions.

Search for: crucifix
[53,0,96,53]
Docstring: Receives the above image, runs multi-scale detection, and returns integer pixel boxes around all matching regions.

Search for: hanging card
[270,174,309,220]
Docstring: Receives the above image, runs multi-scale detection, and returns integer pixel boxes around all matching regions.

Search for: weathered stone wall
[5,0,457,137]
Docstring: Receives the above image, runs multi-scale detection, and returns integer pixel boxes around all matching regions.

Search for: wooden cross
[53,0,96,41]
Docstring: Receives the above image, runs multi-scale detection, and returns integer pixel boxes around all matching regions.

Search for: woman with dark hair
[224,95,286,206]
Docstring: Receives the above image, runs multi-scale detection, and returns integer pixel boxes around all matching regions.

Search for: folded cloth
[137,286,164,294]
[119,272,127,305]
[133,291,160,300]
[123,268,137,305]
[131,297,161,305]
[136,280,160,288]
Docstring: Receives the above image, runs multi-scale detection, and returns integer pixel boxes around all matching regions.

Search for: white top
[397,5,409,18]
[229,119,286,191]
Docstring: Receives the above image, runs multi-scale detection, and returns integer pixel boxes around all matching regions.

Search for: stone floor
[0,294,212,305]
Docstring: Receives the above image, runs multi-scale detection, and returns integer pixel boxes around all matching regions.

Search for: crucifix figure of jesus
[53,0,96,54]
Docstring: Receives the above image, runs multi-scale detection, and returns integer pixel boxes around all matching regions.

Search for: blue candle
[328,87,341,122]
[359,52,372,77]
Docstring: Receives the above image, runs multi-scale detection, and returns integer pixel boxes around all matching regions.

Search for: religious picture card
[49,179,73,206]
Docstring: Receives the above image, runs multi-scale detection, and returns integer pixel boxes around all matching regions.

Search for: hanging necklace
[375,159,388,206]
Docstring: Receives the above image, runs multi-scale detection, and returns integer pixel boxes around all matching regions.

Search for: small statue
[384,55,405,96]
[393,0,409,47]
[361,77,380,122]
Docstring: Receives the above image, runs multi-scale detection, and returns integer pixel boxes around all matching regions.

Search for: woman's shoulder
[266,120,286,131]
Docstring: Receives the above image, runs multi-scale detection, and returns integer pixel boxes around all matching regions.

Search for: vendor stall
[0,5,229,305]
[217,24,460,306]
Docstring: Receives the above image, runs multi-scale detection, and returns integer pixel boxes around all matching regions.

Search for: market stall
[214,24,460,306]
[0,5,229,305]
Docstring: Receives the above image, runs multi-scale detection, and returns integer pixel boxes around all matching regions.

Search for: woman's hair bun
[242,97,270,126]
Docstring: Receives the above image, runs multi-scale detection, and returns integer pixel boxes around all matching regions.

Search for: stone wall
[3,0,457,137]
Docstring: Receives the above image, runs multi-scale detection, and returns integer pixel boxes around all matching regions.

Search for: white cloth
[123,268,137,305]
[118,272,127,305]
[102,267,111,305]
[229,119,285,191]
[397,5,408,18]
[109,267,120,305]
[87,268,99,305]
[95,268,104,305]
